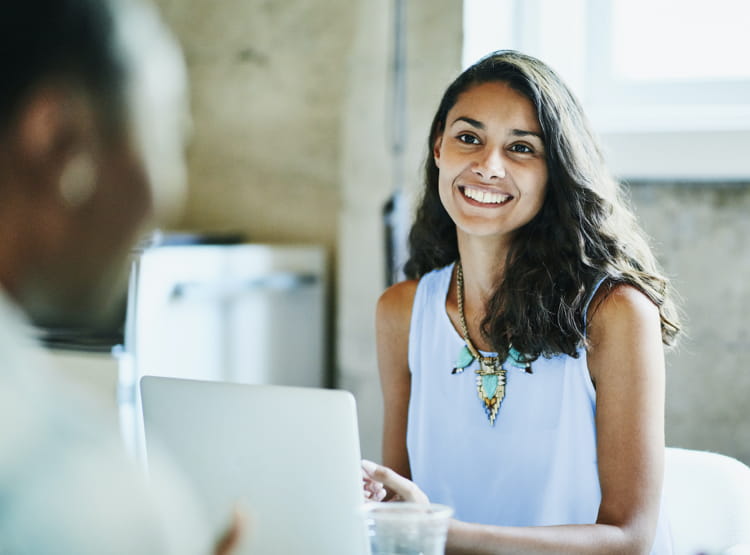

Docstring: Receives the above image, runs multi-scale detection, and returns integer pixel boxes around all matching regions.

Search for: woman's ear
[433,134,443,168]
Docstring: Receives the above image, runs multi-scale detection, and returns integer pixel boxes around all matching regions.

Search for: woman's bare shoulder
[586,282,662,384]
[376,279,419,326]
[588,282,659,333]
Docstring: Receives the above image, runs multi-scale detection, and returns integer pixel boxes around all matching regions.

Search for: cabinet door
[133,245,326,387]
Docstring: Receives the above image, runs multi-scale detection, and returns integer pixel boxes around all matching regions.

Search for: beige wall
[630,183,750,464]
[153,0,750,466]
[154,0,463,460]
[154,0,355,250]
[336,0,463,460]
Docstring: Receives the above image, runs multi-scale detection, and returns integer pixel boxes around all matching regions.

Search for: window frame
[462,0,750,179]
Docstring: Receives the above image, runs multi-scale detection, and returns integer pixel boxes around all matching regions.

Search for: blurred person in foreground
[0,0,239,552]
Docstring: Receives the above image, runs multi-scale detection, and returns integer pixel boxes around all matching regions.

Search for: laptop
[140,376,369,555]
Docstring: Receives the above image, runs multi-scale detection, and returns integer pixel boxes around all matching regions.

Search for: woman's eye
[457,134,480,145]
[509,143,533,154]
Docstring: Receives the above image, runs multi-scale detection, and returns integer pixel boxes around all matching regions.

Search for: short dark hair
[0,0,125,132]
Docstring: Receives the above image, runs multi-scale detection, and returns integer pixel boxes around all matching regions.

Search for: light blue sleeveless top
[406,263,672,553]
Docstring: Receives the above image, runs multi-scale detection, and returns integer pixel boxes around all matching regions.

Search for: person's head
[407,50,616,277]
[433,80,548,247]
[406,50,679,356]
[0,0,189,328]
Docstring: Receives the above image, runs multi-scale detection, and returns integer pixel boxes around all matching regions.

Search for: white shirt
[0,289,211,554]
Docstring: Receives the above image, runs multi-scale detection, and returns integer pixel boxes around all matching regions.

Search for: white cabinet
[118,244,327,458]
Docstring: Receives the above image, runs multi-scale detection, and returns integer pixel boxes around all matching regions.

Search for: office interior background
[60,0,750,466]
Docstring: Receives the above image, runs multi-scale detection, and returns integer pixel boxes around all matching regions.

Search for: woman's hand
[362,460,387,501]
[361,460,430,504]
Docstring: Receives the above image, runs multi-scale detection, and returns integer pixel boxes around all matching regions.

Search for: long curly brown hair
[404,50,680,361]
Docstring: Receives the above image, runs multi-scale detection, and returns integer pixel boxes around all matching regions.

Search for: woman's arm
[375,280,418,481]
[447,284,666,554]
[588,283,666,552]
[371,284,667,555]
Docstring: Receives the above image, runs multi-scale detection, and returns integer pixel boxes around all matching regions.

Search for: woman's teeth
[462,187,512,205]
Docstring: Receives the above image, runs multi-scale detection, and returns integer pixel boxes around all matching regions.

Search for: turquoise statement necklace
[452,261,531,425]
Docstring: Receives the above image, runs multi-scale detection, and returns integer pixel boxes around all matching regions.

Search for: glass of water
[363,502,454,555]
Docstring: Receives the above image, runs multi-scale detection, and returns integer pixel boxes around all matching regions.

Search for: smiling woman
[434,82,548,242]
[365,50,682,555]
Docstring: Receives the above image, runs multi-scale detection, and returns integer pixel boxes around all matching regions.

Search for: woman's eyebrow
[450,116,484,129]
[511,129,544,141]
[450,117,544,142]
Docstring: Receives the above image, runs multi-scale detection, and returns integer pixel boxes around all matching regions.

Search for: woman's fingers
[363,480,387,501]
[361,460,429,504]
[362,462,388,501]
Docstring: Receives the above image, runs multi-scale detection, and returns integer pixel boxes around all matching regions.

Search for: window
[462,0,750,178]
[586,0,750,132]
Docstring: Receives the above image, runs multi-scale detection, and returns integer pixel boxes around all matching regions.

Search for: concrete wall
[151,0,462,460]
[629,182,750,464]
[336,0,463,460]
[154,0,355,251]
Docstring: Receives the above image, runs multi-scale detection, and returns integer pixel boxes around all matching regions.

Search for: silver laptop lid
[140,376,367,555]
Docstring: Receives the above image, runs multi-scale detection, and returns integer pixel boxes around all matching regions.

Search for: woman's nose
[472,149,506,180]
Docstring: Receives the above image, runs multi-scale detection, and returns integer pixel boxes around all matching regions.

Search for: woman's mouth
[459,185,513,206]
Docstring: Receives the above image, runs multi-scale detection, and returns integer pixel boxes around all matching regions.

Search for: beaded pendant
[453,345,531,425]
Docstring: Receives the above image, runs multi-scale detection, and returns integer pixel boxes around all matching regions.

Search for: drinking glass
[363,502,453,555]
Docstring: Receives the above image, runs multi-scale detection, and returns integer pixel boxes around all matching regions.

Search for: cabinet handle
[170,272,318,301]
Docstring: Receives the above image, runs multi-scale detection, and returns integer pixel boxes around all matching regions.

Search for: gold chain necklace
[453,260,531,426]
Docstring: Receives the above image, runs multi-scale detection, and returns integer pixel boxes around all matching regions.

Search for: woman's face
[434,81,548,244]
